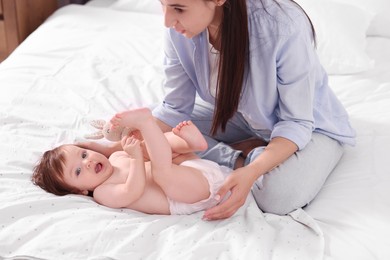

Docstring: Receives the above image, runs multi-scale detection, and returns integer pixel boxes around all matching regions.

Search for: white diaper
[167,159,231,215]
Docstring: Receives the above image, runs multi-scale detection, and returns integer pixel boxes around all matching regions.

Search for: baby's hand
[121,135,143,159]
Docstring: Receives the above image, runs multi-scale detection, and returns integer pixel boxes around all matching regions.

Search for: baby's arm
[121,136,147,203]
[93,136,146,208]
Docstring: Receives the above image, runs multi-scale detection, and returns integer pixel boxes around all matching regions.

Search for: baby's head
[32,145,80,196]
[32,144,113,197]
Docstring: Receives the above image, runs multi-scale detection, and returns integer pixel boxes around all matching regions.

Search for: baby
[32,107,229,215]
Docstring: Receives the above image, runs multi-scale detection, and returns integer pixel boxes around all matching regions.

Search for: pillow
[109,0,162,15]
[328,0,387,14]
[367,11,390,38]
[86,0,116,7]
[296,0,374,74]
[329,0,390,38]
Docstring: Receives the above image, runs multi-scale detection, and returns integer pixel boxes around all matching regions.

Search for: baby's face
[61,145,113,194]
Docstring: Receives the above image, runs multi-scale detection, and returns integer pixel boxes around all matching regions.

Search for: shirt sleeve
[271,15,318,150]
[152,29,196,127]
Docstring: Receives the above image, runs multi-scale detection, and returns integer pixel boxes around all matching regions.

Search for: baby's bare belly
[125,163,171,214]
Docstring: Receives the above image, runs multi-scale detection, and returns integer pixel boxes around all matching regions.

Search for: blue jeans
[190,100,267,168]
[190,101,344,215]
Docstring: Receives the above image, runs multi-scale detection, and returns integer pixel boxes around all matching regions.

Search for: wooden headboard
[0,0,58,61]
[58,0,90,6]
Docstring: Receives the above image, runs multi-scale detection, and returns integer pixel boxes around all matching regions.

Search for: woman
[152,0,355,220]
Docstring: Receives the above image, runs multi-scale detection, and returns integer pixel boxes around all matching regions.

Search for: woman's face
[160,0,221,38]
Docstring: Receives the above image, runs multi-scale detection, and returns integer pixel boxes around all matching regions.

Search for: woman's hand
[202,137,298,220]
[203,167,257,220]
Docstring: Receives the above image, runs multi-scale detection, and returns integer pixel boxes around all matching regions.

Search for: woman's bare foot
[172,121,208,151]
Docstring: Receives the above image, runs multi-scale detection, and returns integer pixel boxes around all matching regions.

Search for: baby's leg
[110,107,152,130]
[111,108,173,170]
[112,109,209,203]
[158,121,211,203]
[169,121,208,154]
[159,163,210,204]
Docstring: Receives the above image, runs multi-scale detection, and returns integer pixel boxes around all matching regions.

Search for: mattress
[0,2,389,259]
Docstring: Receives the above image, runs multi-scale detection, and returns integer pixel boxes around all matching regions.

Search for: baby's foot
[110,107,152,129]
[172,121,207,151]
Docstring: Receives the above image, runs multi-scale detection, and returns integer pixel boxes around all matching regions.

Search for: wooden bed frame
[0,0,89,62]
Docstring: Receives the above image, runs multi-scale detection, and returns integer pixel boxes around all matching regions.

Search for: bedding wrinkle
[0,3,388,260]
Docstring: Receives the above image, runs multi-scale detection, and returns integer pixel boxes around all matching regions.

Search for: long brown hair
[210,0,248,135]
[210,0,316,135]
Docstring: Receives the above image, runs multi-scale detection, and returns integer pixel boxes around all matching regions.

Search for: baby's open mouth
[95,163,103,173]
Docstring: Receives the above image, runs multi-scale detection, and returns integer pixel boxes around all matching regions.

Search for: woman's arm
[152,30,198,128]
[203,137,298,220]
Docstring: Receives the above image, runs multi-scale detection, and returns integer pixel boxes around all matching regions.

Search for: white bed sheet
[305,37,390,260]
[0,5,325,260]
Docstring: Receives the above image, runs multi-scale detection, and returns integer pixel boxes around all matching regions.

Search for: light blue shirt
[153,0,356,150]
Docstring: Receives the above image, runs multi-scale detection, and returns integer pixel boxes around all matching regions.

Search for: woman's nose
[163,8,176,28]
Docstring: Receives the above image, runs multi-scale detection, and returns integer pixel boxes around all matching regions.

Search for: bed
[0,0,389,259]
